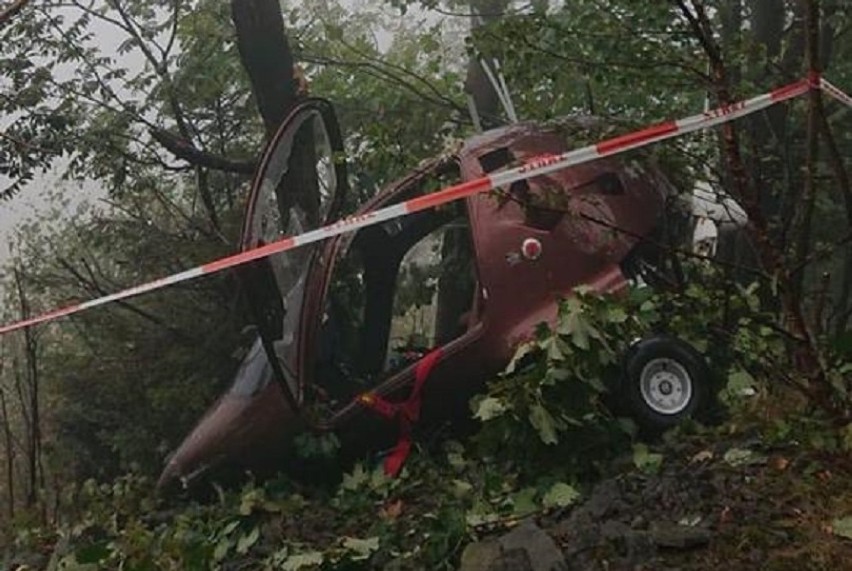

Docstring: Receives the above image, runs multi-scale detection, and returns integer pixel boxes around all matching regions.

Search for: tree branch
[301,54,467,115]
[107,0,224,230]
[0,130,58,156]
[55,257,193,344]
[0,0,30,27]
[149,128,255,174]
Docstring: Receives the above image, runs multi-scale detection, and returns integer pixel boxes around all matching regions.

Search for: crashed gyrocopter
[157,97,746,491]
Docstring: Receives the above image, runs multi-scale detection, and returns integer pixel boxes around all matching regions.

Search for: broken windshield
[242,102,344,399]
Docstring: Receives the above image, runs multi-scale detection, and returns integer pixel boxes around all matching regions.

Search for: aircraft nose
[156,456,183,493]
[157,383,298,492]
[157,338,299,493]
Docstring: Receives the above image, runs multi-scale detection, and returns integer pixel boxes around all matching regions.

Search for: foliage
[471,3,705,123]
[2,259,850,567]
[471,258,852,476]
[0,0,471,501]
[3,200,247,482]
[471,286,639,476]
[0,0,851,552]
[4,443,580,569]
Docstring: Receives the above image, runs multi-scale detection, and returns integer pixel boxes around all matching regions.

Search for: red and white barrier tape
[821,77,852,109]
[0,75,849,336]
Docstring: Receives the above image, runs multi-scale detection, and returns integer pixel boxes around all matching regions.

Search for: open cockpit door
[303,158,484,422]
[240,99,348,406]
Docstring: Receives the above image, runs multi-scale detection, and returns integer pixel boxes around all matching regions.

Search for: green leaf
[831,516,852,540]
[633,443,663,473]
[723,447,766,467]
[74,543,111,564]
[221,519,240,536]
[466,504,500,528]
[506,341,536,374]
[324,23,344,41]
[841,424,852,453]
[341,463,369,491]
[542,482,580,509]
[547,367,571,382]
[54,555,98,571]
[545,336,567,361]
[529,403,559,445]
[474,396,508,421]
[584,376,607,393]
[213,537,232,561]
[725,370,755,397]
[239,488,263,515]
[282,551,325,571]
[236,526,259,554]
[452,479,473,499]
[629,285,654,306]
[447,443,467,469]
[370,465,393,491]
[511,487,538,516]
[723,447,751,466]
[342,536,380,560]
[607,306,628,323]
[558,306,592,350]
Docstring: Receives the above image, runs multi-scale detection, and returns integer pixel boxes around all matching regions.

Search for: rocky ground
[459,430,852,571]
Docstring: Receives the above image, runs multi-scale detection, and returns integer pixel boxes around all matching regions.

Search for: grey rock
[492,548,533,571]
[599,519,630,541]
[499,521,566,571]
[649,522,712,549]
[625,530,657,563]
[458,540,502,571]
[584,479,625,519]
[459,522,567,571]
[559,523,600,557]
[630,515,648,530]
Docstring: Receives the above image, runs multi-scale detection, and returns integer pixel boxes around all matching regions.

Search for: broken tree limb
[150,128,256,175]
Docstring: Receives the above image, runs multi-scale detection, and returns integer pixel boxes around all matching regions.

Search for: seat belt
[357,348,443,476]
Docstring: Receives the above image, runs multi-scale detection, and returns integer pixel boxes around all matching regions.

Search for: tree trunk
[791,0,823,302]
[13,267,41,508]
[0,382,14,520]
[749,0,795,244]
[230,0,298,137]
[675,0,843,419]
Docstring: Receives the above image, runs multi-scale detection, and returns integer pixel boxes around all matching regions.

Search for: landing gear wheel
[622,336,712,433]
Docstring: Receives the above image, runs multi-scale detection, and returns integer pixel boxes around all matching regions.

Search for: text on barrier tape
[0,75,849,336]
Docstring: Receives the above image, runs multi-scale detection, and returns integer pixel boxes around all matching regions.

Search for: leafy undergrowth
[4,412,850,570]
[5,443,577,570]
[4,278,851,570]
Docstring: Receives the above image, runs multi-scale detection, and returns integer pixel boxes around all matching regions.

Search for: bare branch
[301,54,467,115]
[55,256,194,343]
[149,128,256,174]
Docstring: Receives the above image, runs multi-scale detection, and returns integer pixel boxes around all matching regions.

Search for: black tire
[620,335,712,432]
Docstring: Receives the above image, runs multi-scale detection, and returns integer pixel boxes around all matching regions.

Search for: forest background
[0,0,851,568]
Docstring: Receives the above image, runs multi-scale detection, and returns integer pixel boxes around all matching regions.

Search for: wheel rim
[639,357,693,415]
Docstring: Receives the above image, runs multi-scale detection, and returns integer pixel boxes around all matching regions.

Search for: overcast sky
[0,2,137,265]
[0,165,104,264]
